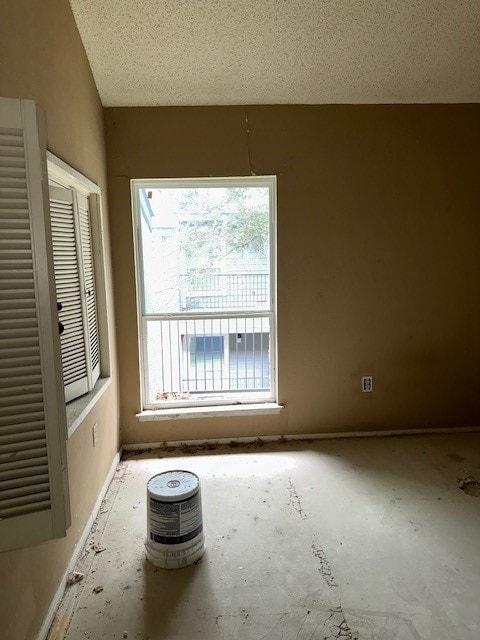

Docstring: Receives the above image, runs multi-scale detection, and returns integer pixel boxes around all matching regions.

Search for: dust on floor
[49,434,480,640]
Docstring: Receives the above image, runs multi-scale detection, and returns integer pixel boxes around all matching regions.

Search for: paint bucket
[145,470,205,569]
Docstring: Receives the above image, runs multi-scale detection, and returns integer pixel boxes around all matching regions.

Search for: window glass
[139,186,270,314]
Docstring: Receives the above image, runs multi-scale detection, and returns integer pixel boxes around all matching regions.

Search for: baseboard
[121,424,480,452]
[37,451,121,640]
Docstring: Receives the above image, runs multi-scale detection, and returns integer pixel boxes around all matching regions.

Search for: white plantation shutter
[49,188,100,401]
[77,193,100,387]
[50,186,89,402]
[0,97,70,551]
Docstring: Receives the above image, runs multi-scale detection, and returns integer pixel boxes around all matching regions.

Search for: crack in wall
[311,543,338,587]
[244,107,257,176]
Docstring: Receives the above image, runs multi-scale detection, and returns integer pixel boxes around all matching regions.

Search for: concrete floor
[54,434,480,640]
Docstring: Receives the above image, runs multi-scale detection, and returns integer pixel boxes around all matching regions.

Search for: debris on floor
[55,435,480,640]
[90,542,106,554]
[66,572,84,587]
[155,391,191,402]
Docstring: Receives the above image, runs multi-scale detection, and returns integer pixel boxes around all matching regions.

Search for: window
[132,177,277,409]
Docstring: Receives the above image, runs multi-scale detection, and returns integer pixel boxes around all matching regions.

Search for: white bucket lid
[147,470,200,502]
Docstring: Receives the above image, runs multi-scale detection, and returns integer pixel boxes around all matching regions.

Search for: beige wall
[0,2,119,639]
[105,104,480,443]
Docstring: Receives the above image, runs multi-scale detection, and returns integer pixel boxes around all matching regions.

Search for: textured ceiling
[69,0,480,106]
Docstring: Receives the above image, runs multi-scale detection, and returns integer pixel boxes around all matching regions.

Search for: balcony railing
[180,272,269,311]
[145,315,271,403]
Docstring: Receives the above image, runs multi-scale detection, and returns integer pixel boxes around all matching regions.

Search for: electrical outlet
[92,423,97,447]
[361,376,373,392]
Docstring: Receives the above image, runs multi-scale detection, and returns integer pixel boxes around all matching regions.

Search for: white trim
[89,193,111,378]
[22,99,70,540]
[131,176,277,409]
[136,402,284,421]
[47,153,111,399]
[74,189,93,389]
[269,177,278,404]
[143,310,272,320]
[66,377,112,438]
[122,425,480,449]
[46,151,100,196]
[36,452,120,640]
[131,183,147,408]
[145,392,275,410]
[132,176,276,190]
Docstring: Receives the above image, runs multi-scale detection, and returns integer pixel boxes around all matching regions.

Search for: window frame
[131,176,278,411]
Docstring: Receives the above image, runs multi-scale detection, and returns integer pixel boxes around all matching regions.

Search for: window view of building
[133,178,276,407]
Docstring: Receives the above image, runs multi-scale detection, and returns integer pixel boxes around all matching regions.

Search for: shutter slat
[0,209,28,218]
[0,473,49,491]
[0,372,42,386]
[0,139,24,154]
[0,311,37,321]
[0,158,25,169]
[0,384,42,398]
[0,481,50,501]
[0,439,46,456]
[61,338,87,352]
[0,498,51,519]
[0,491,51,514]
[0,346,39,357]
[0,357,41,369]
[0,168,25,180]
[0,393,42,407]
[0,327,38,338]
[0,401,43,417]
[0,366,42,378]
[0,424,45,438]
[0,318,37,328]
[0,458,48,481]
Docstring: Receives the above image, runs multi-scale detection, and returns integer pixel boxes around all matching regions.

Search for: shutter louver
[0,97,70,552]
[50,186,89,401]
[78,193,100,386]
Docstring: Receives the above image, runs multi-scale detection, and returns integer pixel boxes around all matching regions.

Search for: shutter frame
[77,193,100,388]
[0,97,70,551]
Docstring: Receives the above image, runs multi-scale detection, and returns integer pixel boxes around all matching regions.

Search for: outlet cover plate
[362,376,373,392]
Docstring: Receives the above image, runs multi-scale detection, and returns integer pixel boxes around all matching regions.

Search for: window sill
[136,402,284,421]
[66,377,111,438]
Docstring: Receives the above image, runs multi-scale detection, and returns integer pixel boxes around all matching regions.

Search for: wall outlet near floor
[92,423,97,447]
[361,376,373,392]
